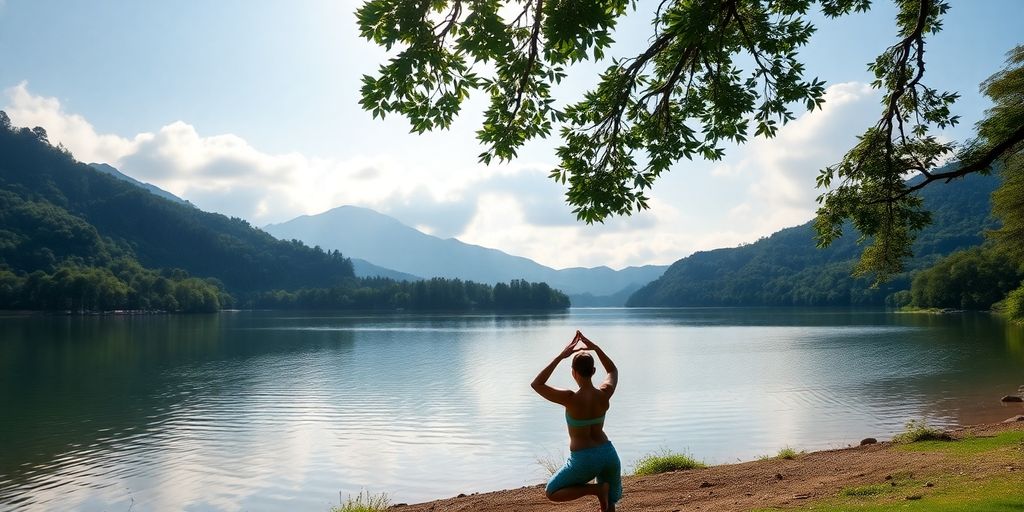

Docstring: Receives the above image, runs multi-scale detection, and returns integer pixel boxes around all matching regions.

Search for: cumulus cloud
[712,82,880,237]
[1,81,881,269]
[3,83,477,226]
[457,81,881,268]
[3,82,142,163]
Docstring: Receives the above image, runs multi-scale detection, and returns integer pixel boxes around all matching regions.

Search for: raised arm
[577,331,618,397]
[531,335,582,405]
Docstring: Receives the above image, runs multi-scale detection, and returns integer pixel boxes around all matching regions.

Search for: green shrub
[1003,284,1024,323]
[776,447,802,460]
[892,420,952,444]
[757,446,804,461]
[633,449,706,476]
[331,490,390,512]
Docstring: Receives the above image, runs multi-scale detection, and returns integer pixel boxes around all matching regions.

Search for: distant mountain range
[88,163,424,284]
[75,160,664,304]
[264,206,667,301]
[629,171,1000,307]
[55,155,998,310]
[4,117,999,310]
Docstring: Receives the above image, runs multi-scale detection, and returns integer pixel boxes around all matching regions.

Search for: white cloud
[711,82,880,238]
[3,82,141,163]
[2,81,881,270]
[2,83,495,227]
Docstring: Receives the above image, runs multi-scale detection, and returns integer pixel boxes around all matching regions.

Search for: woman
[531,330,621,512]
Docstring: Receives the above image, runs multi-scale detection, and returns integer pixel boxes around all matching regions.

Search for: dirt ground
[392,417,1024,512]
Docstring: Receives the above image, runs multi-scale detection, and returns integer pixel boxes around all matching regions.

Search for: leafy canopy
[986,47,1024,265]
[357,0,1024,281]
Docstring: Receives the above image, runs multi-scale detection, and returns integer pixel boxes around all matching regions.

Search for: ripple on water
[2,310,1022,510]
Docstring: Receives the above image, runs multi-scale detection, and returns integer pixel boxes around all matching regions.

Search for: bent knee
[544,482,558,500]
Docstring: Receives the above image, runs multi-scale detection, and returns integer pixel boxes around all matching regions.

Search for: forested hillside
[0,114,569,312]
[628,171,1000,307]
[0,120,355,295]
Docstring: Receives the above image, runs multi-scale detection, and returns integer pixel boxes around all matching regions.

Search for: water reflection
[1,309,1022,511]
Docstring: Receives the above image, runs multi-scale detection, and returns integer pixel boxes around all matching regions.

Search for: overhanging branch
[871,122,1024,204]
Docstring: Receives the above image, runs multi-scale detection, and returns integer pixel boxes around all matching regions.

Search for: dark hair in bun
[572,352,596,378]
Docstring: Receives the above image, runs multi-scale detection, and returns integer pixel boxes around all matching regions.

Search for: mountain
[88,163,194,207]
[264,206,667,301]
[628,171,1000,307]
[86,165,420,284]
[351,258,421,281]
[0,122,355,297]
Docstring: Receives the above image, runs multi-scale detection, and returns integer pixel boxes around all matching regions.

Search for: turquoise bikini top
[565,411,605,427]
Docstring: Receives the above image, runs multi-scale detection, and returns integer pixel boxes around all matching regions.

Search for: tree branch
[870,121,1024,204]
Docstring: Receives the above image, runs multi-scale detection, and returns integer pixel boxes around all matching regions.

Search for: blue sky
[1,0,1021,269]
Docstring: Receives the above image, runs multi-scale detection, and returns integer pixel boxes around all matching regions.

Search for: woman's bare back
[565,386,610,450]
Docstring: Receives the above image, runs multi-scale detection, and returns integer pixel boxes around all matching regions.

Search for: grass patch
[755,474,1024,511]
[839,483,896,497]
[776,446,802,460]
[751,426,1024,511]
[331,490,390,512]
[633,449,707,476]
[758,446,805,461]
[839,472,916,498]
[891,420,953,444]
[898,430,1024,456]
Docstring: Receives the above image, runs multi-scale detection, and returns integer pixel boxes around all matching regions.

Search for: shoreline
[390,417,1024,511]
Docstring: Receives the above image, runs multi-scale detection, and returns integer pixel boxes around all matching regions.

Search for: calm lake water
[2,308,1023,511]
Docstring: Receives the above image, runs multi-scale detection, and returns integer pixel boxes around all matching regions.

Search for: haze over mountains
[264,206,668,300]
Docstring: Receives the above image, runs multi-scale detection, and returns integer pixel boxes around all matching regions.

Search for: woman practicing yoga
[531,330,622,512]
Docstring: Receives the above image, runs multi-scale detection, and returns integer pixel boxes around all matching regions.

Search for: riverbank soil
[398,419,1024,511]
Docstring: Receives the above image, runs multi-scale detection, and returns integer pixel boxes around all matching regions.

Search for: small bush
[1003,284,1024,323]
[757,446,803,461]
[633,449,706,476]
[892,420,952,444]
[332,490,390,512]
[776,447,801,460]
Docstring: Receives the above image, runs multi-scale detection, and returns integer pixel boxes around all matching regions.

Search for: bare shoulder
[599,378,617,398]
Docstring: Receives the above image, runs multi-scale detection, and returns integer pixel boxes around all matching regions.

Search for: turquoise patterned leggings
[545,441,622,504]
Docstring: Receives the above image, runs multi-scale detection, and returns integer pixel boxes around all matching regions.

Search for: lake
[2,308,1023,511]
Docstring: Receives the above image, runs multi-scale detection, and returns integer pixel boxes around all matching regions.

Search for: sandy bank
[393,417,1024,511]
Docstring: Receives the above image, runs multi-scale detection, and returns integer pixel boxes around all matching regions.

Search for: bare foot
[598,482,609,512]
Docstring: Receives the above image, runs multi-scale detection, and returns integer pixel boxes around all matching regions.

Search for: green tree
[358,0,1023,281]
[985,49,1024,321]
[908,246,1023,310]
[988,47,1024,264]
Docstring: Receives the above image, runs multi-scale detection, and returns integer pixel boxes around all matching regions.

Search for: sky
[0,0,1021,270]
